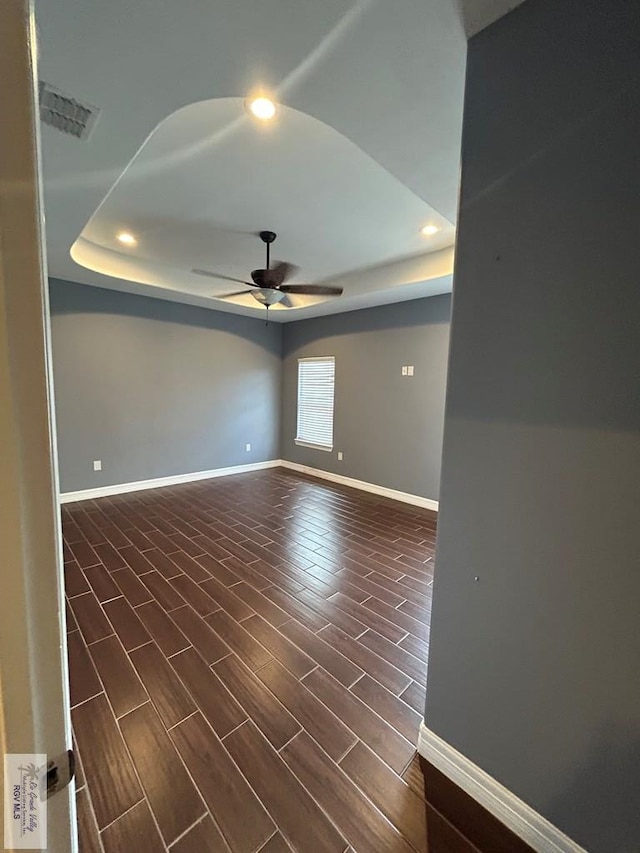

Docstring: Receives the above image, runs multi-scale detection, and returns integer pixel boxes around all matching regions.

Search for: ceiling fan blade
[269,261,299,287]
[192,268,257,287]
[279,284,343,296]
[217,290,254,299]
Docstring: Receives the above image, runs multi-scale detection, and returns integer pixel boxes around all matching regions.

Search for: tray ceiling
[35,0,523,321]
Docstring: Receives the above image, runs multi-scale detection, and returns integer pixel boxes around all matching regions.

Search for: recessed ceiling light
[420,224,440,237]
[116,231,137,246]
[248,97,276,121]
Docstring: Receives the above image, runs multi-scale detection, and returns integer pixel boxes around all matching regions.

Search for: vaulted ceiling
[36,0,525,321]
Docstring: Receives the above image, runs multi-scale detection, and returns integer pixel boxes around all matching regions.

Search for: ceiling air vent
[38,81,101,141]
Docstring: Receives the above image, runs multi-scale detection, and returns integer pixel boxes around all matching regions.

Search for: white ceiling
[35,0,523,322]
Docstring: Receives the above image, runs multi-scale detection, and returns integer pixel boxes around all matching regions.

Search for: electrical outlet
[245,443,251,452]
[407,365,414,376]
[93,460,102,471]
[401,366,408,376]
[337,451,343,461]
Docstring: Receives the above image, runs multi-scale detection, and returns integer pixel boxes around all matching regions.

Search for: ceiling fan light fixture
[251,289,285,307]
[248,96,276,121]
[420,224,440,237]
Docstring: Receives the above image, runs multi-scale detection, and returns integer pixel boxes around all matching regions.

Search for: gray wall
[281,296,451,500]
[49,279,282,492]
[425,2,640,851]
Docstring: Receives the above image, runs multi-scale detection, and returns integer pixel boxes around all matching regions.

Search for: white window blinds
[296,356,335,450]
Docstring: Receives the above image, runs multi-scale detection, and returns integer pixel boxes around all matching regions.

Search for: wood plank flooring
[63,469,436,852]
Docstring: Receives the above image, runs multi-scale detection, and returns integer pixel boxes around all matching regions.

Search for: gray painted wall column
[281,295,451,501]
[425,1,640,851]
[49,280,282,492]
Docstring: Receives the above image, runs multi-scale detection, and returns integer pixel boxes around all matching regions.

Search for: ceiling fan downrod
[259,230,277,270]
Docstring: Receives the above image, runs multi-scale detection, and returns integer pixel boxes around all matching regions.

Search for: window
[295,356,335,451]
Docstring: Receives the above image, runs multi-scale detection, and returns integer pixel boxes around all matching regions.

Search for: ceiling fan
[192,231,343,311]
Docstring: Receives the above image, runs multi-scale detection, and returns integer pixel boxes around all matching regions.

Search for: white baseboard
[60,458,439,511]
[280,460,439,512]
[418,724,587,853]
[59,459,282,504]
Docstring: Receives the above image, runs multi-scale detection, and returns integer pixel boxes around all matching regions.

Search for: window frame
[294,355,336,452]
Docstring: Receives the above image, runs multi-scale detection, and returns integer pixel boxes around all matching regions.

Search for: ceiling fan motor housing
[250,269,271,288]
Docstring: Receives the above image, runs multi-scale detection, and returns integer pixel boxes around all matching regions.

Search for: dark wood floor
[63,468,437,853]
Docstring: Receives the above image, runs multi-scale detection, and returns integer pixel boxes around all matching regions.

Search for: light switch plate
[93,460,102,471]
[407,365,414,376]
[245,443,251,452]
[337,451,343,461]
[402,366,408,376]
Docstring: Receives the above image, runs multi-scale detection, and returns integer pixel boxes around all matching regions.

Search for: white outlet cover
[337,451,343,461]
[93,460,102,471]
